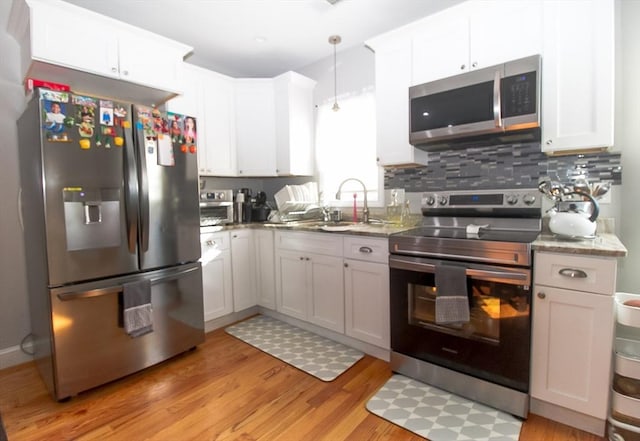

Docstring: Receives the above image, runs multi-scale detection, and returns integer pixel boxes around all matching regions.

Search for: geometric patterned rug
[225,314,364,382]
[366,374,523,441]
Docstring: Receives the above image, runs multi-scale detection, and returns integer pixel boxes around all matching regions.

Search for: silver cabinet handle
[472,61,478,68]
[537,292,546,299]
[558,268,588,278]
[122,70,129,76]
[460,64,466,70]
[344,263,348,268]
[359,246,373,254]
[111,67,118,73]
[546,139,553,145]
[299,256,304,260]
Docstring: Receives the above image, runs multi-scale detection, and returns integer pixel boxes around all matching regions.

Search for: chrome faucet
[335,178,369,223]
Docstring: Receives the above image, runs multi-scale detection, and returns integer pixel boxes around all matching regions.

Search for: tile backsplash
[384,142,622,192]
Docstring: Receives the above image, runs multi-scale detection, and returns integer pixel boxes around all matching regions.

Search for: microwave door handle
[493,70,502,128]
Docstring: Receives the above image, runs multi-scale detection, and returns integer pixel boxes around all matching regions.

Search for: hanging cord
[329,35,341,111]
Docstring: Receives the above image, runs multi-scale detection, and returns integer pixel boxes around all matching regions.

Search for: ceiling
[62,0,460,78]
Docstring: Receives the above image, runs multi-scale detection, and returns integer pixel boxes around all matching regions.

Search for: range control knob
[438,196,448,206]
[523,194,537,205]
[425,196,436,206]
[217,192,225,200]
[200,193,208,200]
[506,195,519,205]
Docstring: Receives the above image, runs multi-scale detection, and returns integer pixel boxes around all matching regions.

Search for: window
[315,88,382,207]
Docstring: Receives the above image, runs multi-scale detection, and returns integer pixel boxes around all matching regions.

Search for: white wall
[0,0,31,366]
[297,44,375,109]
[616,0,640,292]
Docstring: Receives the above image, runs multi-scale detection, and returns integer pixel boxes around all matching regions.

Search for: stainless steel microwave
[409,55,541,150]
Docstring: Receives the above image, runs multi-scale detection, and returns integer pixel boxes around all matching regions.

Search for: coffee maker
[251,191,271,222]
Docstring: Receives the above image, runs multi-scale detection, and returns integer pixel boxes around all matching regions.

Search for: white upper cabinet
[411,12,470,85]
[202,72,237,176]
[541,0,615,154]
[411,0,542,85]
[166,65,236,176]
[235,73,316,177]
[234,79,278,176]
[366,35,428,167]
[273,72,317,176]
[9,0,192,105]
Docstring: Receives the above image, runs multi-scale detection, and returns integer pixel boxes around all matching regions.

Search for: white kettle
[548,191,599,238]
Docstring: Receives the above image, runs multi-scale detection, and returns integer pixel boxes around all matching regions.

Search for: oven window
[408,279,529,345]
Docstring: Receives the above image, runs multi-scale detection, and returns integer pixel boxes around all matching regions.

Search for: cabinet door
[530,285,614,419]
[235,79,277,176]
[30,2,119,79]
[276,249,308,321]
[541,0,614,153]
[273,72,316,176]
[202,72,237,176]
[230,230,257,312]
[200,232,232,321]
[117,28,184,93]
[371,37,428,167]
[411,13,470,85]
[307,254,344,333]
[469,0,542,69]
[255,230,276,310]
[344,259,390,349]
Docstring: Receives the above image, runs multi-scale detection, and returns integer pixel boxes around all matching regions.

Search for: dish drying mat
[366,374,523,441]
[225,315,364,382]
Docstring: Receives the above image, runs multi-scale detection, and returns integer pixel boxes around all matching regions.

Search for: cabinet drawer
[200,231,229,250]
[275,231,342,256]
[343,236,389,264]
[534,251,616,295]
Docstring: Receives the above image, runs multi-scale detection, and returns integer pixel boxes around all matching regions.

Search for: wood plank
[0,326,607,441]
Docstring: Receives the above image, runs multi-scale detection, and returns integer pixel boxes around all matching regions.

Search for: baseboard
[204,307,259,333]
[0,342,34,371]
[530,397,606,437]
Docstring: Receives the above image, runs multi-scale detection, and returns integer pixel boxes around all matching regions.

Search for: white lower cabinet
[343,236,390,349]
[531,251,617,435]
[254,229,276,310]
[230,229,257,312]
[307,253,344,333]
[275,232,345,333]
[200,231,233,321]
[275,231,391,348]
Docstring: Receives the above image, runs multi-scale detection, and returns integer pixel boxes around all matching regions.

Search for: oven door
[389,254,531,392]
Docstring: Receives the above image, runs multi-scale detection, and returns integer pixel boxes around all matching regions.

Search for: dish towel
[122,279,153,337]
[435,262,470,324]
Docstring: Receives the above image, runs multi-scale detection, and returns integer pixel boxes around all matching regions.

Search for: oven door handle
[389,255,530,284]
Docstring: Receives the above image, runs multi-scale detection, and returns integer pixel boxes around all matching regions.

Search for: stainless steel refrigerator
[17,90,204,400]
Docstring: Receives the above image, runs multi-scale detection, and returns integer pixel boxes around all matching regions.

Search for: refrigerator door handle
[123,125,139,254]
[56,264,200,301]
[135,119,150,253]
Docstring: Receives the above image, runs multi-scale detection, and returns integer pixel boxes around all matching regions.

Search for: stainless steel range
[388,188,541,418]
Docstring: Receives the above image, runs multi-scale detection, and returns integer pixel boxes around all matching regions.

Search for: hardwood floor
[0,326,606,441]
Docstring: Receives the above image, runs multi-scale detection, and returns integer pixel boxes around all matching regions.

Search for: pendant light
[329,35,341,112]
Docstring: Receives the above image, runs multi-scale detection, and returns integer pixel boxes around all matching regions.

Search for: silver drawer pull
[558,268,588,278]
[359,246,373,254]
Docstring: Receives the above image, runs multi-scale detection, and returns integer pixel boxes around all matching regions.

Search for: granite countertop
[203,221,413,238]
[532,218,628,257]
[532,233,627,257]
[205,218,628,257]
